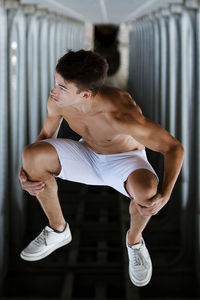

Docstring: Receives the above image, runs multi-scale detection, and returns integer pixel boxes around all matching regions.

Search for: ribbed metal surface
[0,1,8,288]
[39,16,49,125]
[168,12,179,137]
[8,6,27,263]
[128,0,200,287]
[179,8,197,267]
[197,5,200,285]
[128,20,155,119]
[0,1,84,290]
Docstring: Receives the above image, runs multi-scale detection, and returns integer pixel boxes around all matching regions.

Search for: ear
[81,90,92,100]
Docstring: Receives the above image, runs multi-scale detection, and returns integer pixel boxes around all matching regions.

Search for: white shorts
[42,138,159,198]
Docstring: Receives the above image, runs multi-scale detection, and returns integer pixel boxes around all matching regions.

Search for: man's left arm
[112,108,184,215]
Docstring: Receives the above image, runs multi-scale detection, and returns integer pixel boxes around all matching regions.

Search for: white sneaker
[126,231,152,287]
[20,223,72,261]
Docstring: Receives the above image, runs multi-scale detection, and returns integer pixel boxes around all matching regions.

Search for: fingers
[21,181,45,196]
[135,193,167,216]
[20,173,27,182]
[137,193,162,212]
[19,168,28,184]
[142,201,155,208]
[144,206,160,216]
[19,167,45,196]
[25,186,45,196]
[28,188,45,196]
[21,181,44,188]
[135,202,161,217]
[146,196,160,207]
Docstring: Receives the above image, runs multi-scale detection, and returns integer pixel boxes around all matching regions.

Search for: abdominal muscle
[80,134,145,154]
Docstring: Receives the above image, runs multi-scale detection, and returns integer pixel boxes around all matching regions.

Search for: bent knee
[142,180,157,201]
[22,142,61,175]
[126,169,157,205]
[136,182,157,206]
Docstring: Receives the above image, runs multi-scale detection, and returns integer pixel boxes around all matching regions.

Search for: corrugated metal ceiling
[20,0,184,23]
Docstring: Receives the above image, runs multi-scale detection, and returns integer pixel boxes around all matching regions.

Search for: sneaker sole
[20,235,72,262]
[129,264,152,287]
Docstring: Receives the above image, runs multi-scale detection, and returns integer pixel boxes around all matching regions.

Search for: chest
[64,112,116,141]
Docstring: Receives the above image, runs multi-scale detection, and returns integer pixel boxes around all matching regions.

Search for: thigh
[23,141,61,175]
[42,138,104,186]
[99,149,158,198]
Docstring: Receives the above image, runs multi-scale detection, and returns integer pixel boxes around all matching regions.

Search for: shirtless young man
[19,49,184,287]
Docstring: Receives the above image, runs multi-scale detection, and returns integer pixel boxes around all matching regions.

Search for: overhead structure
[20,0,184,24]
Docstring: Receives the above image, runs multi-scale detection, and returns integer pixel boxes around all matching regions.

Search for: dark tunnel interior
[94,25,120,76]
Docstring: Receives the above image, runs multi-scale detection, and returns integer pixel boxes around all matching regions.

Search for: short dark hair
[56,49,109,96]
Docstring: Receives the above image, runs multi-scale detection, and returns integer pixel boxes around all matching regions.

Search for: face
[50,72,92,109]
[50,72,80,108]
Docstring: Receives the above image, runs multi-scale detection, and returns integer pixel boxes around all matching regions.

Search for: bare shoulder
[99,85,143,123]
[100,85,134,103]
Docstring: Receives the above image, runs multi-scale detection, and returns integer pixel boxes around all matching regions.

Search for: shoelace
[34,229,49,246]
[130,248,144,267]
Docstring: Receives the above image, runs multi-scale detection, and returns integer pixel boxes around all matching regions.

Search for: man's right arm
[19,97,62,195]
[35,96,62,142]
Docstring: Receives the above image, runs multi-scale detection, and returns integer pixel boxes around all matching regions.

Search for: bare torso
[58,86,145,154]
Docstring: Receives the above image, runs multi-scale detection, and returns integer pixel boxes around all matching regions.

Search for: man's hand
[19,167,45,196]
[135,193,170,217]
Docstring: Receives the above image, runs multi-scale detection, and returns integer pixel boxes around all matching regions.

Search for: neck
[72,95,97,114]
